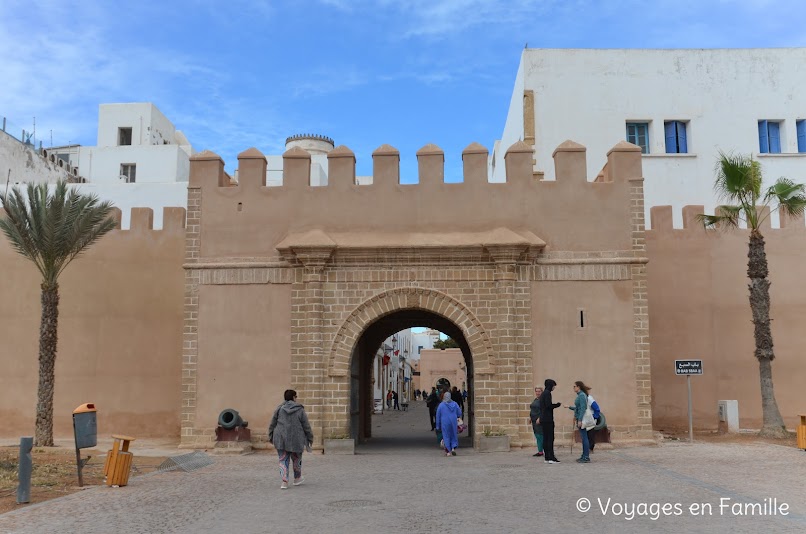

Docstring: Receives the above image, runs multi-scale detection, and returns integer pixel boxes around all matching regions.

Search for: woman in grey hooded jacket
[269,389,314,489]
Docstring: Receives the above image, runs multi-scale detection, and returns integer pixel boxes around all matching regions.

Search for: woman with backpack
[571,381,595,463]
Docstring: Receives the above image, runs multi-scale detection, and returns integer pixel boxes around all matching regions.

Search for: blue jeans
[579,427,590,459]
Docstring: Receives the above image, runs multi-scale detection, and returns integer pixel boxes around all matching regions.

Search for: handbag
[457,418,467,434]
[581,406,596,429]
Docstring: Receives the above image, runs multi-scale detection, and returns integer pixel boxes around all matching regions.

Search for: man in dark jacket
[538,379,561,463]
[426,387,439,430]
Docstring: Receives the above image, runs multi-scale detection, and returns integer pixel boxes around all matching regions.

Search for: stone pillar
[486,245,531,446]
[607,141,653,439]
[290,247,334,450]
[180,153,220,446]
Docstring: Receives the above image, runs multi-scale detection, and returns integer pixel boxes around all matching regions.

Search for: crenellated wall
[181,139,653,448]
[0,207,186,439]
[646,205,806,430]
[190,140,638,258]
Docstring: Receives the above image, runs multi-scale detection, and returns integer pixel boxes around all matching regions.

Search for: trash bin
[72,403,97,487]
[73,403,97,449]
[103,434,136,487]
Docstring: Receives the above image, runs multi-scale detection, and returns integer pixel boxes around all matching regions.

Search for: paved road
[1,400,804,533]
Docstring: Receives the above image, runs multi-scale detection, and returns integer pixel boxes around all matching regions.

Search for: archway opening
[349,309,474,450]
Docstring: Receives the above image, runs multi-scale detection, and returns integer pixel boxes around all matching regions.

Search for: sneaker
[293,477,305,486]
[546,459,558,464]
[451,450,456,456]
[576,457,590,463]
[446,452,451,457]
[280,481,288,490]
[552,458,561,463]
[532,452,544,457]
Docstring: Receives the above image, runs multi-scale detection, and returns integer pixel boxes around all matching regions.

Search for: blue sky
[1,1,803,181]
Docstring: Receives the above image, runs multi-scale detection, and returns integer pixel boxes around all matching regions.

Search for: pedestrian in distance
[529,385,544,457]
[537,379,562,464]
[568,381,595,463]
[451,386,464,415]
[268,389,314,489]
[436,391,463,456]
[393,390,400,410]
[426,387,439,430]
[387,390,393,409]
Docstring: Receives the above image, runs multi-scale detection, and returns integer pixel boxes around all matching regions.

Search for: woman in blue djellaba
[436,391,463,456]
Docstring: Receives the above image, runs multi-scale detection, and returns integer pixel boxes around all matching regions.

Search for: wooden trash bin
[103,434,136,487]
[797,415,806,451]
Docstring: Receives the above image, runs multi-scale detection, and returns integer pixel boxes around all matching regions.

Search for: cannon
[215,408,251,442]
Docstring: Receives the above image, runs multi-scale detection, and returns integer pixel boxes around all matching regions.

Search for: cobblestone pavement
[1,401,804,533]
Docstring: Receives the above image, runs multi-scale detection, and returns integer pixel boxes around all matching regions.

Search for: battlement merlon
[648,205,805,232]
[0,206,186,233]
[189,140,644,191]
[108,207,187,232]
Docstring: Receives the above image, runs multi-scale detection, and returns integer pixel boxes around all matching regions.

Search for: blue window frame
[664,121,688,154]
[626,122,649,154]
[758,120,782,153]
[797,120,806,153]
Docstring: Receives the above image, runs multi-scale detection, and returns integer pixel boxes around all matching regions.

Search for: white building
[372,328,414,411]
[412,329,439,357]
[48,103,195,184]
[492,48,806,227]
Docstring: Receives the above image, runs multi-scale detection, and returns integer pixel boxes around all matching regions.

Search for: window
[664,121,688,154]
[758,120,781,153]
[120,164,136,183]
[118,127,132,146]
[797,120,806,153]
[626,122,649,154]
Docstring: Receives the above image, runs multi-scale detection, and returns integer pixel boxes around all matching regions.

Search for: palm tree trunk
[747,230,787,438]
[35,283,59,447]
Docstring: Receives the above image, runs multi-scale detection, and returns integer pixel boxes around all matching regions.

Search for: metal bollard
[17,437,33,504]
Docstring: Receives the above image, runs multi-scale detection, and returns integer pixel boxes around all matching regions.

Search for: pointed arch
[327,287,494,377]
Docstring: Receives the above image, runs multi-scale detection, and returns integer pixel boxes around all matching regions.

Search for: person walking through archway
[451,386,464,415]
[392,390,400,410]
[268,389,314,489]
[537,379,561,464]
[436,391,462,456]
[426,387,439,430]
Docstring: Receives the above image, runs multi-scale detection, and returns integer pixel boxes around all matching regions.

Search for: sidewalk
[0,402,803,533]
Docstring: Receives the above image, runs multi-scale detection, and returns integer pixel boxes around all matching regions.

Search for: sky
[1,0,804,181]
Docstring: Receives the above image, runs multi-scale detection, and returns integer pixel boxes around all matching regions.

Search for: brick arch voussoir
[327,287,493,377]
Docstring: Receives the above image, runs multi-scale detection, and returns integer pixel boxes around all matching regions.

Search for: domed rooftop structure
[285,134,335,155]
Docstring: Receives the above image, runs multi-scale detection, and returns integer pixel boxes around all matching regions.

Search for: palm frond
[764,178,806,219]
[697,205,741,229]
[0,181,117,287]
[714,151,762,207]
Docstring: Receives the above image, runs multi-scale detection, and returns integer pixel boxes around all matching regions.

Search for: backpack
[587,394,601,420]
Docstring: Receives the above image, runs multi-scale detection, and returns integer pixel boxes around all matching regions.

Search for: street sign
[675,360,703,443]
[675,360,703,375]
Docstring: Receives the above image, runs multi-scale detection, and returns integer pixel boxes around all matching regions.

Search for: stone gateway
[179,140,652,449]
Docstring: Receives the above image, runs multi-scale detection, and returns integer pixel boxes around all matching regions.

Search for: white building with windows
[492,48,806,227]
[49,103,195,184]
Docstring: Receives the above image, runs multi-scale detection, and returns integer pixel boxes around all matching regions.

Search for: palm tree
[699,153,806,438]
[0,181,116,446]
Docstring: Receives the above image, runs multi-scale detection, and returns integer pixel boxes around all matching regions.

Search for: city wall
[0,207,186,438]
[647,205,806,430]
[181,139,650,448]
[2,140,804,442]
